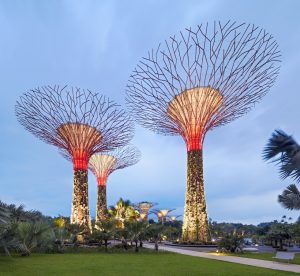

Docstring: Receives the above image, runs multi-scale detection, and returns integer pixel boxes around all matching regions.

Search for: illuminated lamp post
[136,201,157,221]
[126,21,280,242]
[15,85,133,231]
[88,146,141,222]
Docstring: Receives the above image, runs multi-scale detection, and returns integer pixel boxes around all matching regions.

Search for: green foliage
[108,198,139,227]
[123,221,148,252]
[0,252,292,275]
[93,219,118,251]
[16,220,54,255]
[278,184,300,210]
[217,234,244,253]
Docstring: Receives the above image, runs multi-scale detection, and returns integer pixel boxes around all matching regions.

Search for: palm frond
[263,129,300,182]
[278,184,300,210]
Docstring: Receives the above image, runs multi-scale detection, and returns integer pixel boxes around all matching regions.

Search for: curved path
[143,244,300,274]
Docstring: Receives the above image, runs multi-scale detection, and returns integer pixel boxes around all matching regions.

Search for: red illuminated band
[97,176,107,186]
[73,150,89,170]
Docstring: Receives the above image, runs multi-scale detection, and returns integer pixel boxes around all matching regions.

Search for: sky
[1,0,300,225]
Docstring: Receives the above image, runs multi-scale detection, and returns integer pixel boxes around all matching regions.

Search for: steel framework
[126,21,280,242]
[88,145,140,222]
[16,85,133,231]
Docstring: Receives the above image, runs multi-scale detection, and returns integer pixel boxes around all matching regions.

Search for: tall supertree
[15,85,133,231]
[126,21,280,242]
[88,146,141,222]
[135,201,157,221]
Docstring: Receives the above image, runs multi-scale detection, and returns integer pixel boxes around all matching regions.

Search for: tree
[53,217,68,253]
[146,224,165,251]
[89,147,140,222]
[94,219,117,252]
[217,233,244,253]
[108,198,139,227]
[126,21,280,242]
[263,130,300,181]
[264,130,300,211]
[278,184,300,210]
[124,221,148,252]
[0,201,45,256]
[16,220,53,256]
[16,86,134,230]
[267,223,291,250]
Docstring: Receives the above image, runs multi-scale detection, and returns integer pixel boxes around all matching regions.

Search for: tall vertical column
[182,150,210,242]
[71,169,91,232]
[96,185,107,222]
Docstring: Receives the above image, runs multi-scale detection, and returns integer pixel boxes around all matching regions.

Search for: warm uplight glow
[140,213,147,220]
[167,86,223,151]
[170,216,177,221]
[160,209,171,216]
[57,123,102,169]
[89,154,117,186]
[139,202,153,214]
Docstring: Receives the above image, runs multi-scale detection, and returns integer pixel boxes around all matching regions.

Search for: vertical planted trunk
[182,150,210,242]
[71,169,91,232]
[96,185,107,222]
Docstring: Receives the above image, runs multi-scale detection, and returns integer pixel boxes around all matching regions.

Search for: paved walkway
[143,244,300,274]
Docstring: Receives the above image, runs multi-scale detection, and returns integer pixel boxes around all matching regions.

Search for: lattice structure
[135,201,157,221]
[88,146,141,222]
[126,21,280,242]
[169,215,182,222]
[16,85,133,231]
[153,209,175,224]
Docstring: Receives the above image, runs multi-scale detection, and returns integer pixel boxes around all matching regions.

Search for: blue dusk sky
[1,0,300,224]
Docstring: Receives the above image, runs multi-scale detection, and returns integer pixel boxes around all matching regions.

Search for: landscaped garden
[0,252,295,276]
[2,1,300,275]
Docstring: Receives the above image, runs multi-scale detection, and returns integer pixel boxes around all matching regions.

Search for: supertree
[135,201,157,221]
[153,209,175,224]
[126,21,280,242]
[15,85,133,231]
[169,215,182,222]
[88,146,141,222]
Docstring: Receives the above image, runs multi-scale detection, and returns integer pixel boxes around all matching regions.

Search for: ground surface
[226,252,300,265]
[0,252,296,275]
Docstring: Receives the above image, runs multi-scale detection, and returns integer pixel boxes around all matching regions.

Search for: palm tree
[146,224,165,251]
[263,129,300,181]
[94,219,117,252]
[124,221,148,252]
[264,130,300,210]
[16,220,53,255]
[108,198,139,227]
[278,184,300,210]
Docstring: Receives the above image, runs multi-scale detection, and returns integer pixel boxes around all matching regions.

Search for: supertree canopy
[169,215,182,222]
[153,209,175,224]
[89,145,140,222]
[126,21,280,242]
[16,85,133,231]
[135,201,157,221]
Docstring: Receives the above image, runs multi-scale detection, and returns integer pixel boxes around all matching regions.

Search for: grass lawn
[225,252,300,265]
[0,251,296,276]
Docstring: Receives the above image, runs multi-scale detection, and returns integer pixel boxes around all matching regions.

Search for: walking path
[143,244,300,273]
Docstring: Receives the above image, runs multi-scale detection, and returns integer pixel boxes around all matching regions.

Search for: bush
[217,234,244,253]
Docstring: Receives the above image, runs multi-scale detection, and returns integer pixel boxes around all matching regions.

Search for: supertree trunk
[182,150,210,242]
[71,169,91,232]
[96,185,107,222]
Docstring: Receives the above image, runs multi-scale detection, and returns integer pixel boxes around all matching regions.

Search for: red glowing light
[97,176,107,186]
[72,150,89,170]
